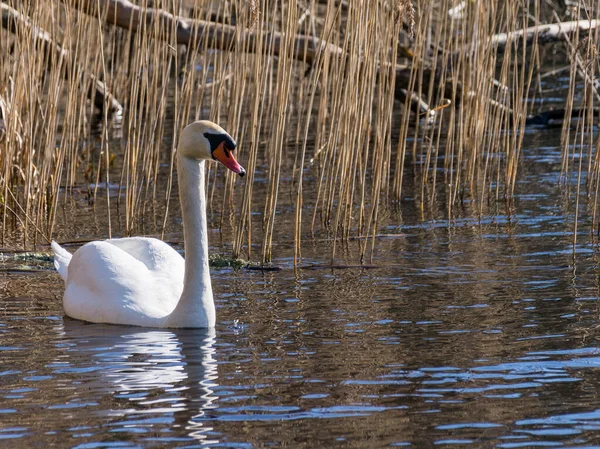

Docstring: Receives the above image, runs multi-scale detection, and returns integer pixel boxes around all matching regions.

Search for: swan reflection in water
[56,319,219,444]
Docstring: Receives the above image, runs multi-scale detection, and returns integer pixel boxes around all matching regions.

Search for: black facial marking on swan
[204,132,236,156]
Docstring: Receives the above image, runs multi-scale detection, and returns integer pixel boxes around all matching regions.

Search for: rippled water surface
[4,129,600,448]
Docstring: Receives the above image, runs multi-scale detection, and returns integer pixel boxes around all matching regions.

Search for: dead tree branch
[1,3,122,116]
[65,0,344,64]
[489,19,600,53]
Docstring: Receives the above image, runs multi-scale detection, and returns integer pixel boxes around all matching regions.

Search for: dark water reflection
[4,131,600,447]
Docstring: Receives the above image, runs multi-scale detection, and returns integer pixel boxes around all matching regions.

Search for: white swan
[51,120,245,328]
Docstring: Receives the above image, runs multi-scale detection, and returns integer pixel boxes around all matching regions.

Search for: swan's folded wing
[105,237,184,273]
[63,238,185,324]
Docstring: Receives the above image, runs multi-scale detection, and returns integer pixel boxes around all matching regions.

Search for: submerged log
[1,4,122,116]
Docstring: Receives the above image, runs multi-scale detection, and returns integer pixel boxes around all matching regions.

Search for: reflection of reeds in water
[0,1,596,261]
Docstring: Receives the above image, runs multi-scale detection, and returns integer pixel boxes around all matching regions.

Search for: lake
[3,124,600,448]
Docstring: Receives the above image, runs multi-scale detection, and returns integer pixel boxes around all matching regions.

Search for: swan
[51,120,245,328]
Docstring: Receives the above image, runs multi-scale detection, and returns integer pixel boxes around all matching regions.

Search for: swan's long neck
[167,155,215,328]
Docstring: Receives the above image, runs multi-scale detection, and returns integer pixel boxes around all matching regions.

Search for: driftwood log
[1,4,122,116]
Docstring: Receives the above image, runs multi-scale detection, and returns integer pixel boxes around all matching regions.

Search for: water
[4,127,600,447]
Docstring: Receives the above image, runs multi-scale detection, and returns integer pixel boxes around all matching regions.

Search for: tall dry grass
[0,0,598,263]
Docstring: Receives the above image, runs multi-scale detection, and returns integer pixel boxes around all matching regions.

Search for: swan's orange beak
[212,142,246,177]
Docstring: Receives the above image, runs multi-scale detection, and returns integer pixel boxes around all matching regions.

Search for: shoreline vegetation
[1,0,599,265]
[0,249,274,271]
[0,249,386,271]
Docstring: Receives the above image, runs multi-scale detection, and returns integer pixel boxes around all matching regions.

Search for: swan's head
[178,120,246,177]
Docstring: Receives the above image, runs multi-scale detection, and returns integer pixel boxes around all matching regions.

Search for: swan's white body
[52,237,187,327]
[52,121,245,328]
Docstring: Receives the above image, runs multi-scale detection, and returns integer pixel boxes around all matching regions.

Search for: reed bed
[0,0,598,263]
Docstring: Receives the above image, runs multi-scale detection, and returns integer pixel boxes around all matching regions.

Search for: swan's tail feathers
[51,241,71,282]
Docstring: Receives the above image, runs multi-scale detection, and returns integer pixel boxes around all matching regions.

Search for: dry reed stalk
[393,0,541,225]
[292,1,342,265]
[558,2,600,248]
[1,3,67,246]
[260,1,297,263]
[297,0,403,263]
[233,0,277,260]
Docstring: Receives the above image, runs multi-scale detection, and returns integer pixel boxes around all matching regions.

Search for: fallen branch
[1,4,122,116]
[395,88,437,122]
[395,66,462,109]
[66,0,344,65]
[67,0,430,115]
[525,108,600,127]
[489,19,600,53]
